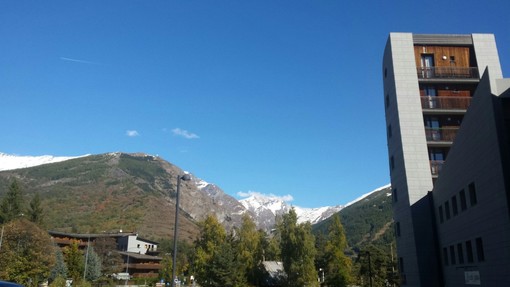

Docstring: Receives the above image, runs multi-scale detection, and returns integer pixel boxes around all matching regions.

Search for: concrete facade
[383,33,510,286]
[432,70,510,286]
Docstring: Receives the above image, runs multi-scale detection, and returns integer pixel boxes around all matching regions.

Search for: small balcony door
[421,54,434,78]
[423,86,437,108]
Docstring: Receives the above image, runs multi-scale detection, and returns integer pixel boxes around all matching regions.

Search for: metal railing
[421,96,471,110]
[417,67,479,79]
[430,160,444,176]
[425,127,459,142]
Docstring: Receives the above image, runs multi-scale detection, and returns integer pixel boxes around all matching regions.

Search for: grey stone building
[382,33,510,286]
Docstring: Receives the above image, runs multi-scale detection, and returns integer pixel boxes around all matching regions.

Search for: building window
[452,195,458,216]
[459,189,467,211]
[385,94,390,108]
[445,201,451,220]
[466,241,474,263]
[395,222,401,237]
[390,156,395,170]
[399,257,405,272]
[476,238,485,262]
[443,248,449,266]
[392,188,398,203]
[450,245,456,265]
[457,243,464,264]
[438,205,444,223]
[469,182,477,206]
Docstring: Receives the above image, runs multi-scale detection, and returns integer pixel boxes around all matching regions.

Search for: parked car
[0,281,24,287]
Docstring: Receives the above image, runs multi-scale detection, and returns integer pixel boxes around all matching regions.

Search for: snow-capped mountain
[0,152,87,171]
[239,193,343,229]
[0,152,390,231]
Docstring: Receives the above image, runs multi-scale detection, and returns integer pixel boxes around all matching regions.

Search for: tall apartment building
[383,33,510,286]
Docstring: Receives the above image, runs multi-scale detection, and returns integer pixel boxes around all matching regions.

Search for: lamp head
[180,174,191,181]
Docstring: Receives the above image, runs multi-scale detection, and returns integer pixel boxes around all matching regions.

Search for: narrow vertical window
[452,195,458,216]
[469,182,477,206]
[390,156,395,170]
[457,243,464,264]
[466,241,474,263]
[460,189,467,211]
[450,245,456,265]
[438,205,444,223]
[443,248,449,266]
[399,257,405,272]
[476,238,485,262]
[385,94,390,108]
[395,222,401,237]
[445,201,451,220]
[392,188,398,203]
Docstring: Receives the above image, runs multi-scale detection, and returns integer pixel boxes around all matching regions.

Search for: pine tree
[279,208,318,287]
[50,247,68,281]
[28,193,44,225]
[64,240,84,281]
[323,214,352,287]
[84,246,102,281]
[0,180,24,223]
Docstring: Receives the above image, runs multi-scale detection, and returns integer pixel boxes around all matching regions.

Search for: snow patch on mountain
[0,152,88,171]
[238,192,343,225]
[344,184,392,207]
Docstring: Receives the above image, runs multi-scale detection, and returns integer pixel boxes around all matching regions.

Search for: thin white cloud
[60,57,101,65]
[172,128,199,139]
[237,190,294,202]
[126,130,140,137]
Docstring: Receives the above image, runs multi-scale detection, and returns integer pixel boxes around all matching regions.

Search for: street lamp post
[172,174,191,287]
[358,251,373,287]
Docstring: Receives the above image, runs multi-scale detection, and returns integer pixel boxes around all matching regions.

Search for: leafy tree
[49,276,67,287]
[28,193,44,225]
[261,230,280,261]
[84,246,102,281]
[279,208,318,287]
[49,247,68,281]
[0,180,24,223]
[158,238,195,282]
[0,218,56,285]
[64,240,84,281]
[206,240,246,287]
[159,254,174,283]
[235,215,262,285]
[93,237,123,275]
[322,214,352,287]
[193,215,227,287]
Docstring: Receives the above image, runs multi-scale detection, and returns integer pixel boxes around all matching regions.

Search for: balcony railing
[425,127,459,142]
[417,67,479,79]
[430,160,444,176]
[421,96,471,110]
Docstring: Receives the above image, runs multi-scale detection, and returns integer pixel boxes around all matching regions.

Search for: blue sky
[1,1,509,208]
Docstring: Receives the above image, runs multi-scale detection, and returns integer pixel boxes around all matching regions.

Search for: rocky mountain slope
[0,152,394,251]
[0,152,249,240]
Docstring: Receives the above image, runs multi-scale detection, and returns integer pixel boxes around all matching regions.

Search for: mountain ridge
[0,152,392,248]
[0,152,380,226]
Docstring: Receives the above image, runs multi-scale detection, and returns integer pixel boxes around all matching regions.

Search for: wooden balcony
[127,263,161,270]
[417,67,479,79]
[425,127,459,143]
[421,96,471,110]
